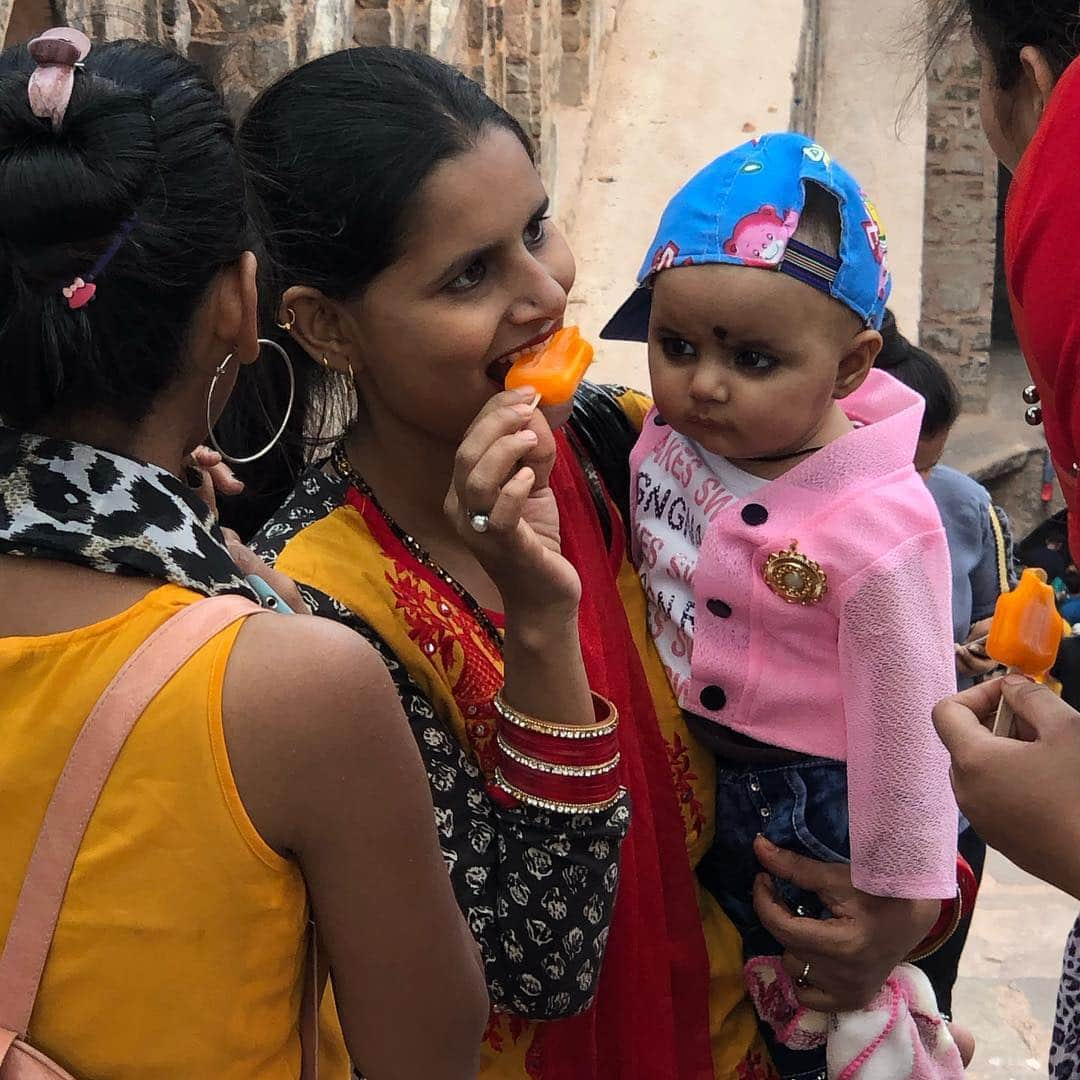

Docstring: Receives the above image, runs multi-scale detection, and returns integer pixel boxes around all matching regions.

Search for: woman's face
[348,126,575,445]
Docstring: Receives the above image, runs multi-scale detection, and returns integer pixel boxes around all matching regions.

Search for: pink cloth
[744,956,965,1080]
[629,369,958,899]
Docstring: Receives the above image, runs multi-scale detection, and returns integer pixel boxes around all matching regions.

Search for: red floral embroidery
[666,732,706,844]
[483,1010,536,1058]
[385,561,504,772]
[737,1049,781,1080]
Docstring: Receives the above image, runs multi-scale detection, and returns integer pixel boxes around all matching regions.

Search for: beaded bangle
[493,767,626,816]
[490,690,622,812]
[498,721,619,768]
[906,854,978,963]
[494,690,618,740]
[497,733,621,777]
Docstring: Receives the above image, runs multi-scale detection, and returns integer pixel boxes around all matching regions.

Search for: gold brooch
[763,542,828,605]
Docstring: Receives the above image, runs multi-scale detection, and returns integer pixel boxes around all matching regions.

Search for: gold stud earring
[277,308,296,332]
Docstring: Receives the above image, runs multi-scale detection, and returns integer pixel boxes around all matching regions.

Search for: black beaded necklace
[330,442,505,650]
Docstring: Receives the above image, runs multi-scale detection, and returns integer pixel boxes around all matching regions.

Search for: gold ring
[795,961,812,988]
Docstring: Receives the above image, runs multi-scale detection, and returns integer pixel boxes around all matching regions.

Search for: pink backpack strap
[0,595,260,1037]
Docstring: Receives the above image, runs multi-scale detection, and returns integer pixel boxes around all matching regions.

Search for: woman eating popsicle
[219,45,956,1079]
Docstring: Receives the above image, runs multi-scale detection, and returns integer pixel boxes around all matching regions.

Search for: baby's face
[647,263,863,462]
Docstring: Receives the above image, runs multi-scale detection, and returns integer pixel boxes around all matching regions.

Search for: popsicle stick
[529,392,542,412]
[993,668,1018,738]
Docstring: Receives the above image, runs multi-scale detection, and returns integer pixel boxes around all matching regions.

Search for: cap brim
[599,286,652,343]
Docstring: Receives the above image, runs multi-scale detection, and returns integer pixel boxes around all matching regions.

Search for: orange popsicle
[986,568,1063,735]
[505,326,594,405]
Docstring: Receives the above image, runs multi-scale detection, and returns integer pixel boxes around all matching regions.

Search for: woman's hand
[934,675,1080,899]
[186,445,244,518]
[220,527,311,615]
[185,445,310,615]
[955,618,998,679]
[446,387,581,618]
[751,837,939,1013]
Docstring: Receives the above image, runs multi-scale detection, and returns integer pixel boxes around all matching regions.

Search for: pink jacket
[630,370,958,899]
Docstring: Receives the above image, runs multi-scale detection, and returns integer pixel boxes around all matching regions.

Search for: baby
[602,133,962,1079]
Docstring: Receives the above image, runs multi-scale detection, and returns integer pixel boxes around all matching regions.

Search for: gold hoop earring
[277,308,296,332]
[347,361,355,381]
[206,339,295,465]
[319,355,330,369]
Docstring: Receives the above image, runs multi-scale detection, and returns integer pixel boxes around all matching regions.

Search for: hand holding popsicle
[446,387,581,616]
[986,568,1064,736]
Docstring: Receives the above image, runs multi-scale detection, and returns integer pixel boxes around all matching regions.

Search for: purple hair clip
[27,27,91,131]
[62,215,138,310]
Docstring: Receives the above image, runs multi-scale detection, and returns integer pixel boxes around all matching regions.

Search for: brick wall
[350,0,618,192]
[920,36,998,410]
[0,0,621,194]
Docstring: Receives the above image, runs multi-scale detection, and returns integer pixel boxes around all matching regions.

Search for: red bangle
[488,691,625,813]
[907,854,979,962]
[498,723,619,767]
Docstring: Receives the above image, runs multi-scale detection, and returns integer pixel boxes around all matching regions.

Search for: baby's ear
[834,329,882,399]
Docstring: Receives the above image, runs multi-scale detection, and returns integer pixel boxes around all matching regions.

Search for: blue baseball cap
[600,132,892,342]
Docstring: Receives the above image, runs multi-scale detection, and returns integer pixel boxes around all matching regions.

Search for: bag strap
[0,594,261,1037]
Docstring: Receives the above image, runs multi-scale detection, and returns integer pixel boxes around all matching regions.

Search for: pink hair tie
[27,27,91,130]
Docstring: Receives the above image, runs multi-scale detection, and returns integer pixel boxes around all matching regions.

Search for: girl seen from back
[0,32,487,1079]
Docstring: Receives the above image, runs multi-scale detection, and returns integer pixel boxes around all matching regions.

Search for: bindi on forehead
[713,326,728,342]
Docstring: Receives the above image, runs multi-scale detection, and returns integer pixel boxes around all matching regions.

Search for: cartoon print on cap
[802,143,832,167]
[862,197,891,300]
[723,206,800,268]
[651,241,681,273]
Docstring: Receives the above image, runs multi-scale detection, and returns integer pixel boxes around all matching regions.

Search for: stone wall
[0,0,621,194]
[808,0,927,339]
[920,35,998,410]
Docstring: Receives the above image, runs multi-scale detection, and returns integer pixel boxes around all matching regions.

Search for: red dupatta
[342,429,716,1078]
[1005,55,1080,551]
[530,434,714,1079]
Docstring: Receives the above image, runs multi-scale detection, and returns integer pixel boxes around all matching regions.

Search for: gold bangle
[496,733,621,777]
[493,768,626,815]
[494,691,618,740]
[906,891,964,963]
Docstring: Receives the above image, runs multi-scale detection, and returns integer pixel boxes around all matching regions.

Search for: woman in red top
[925,2,1080,1072]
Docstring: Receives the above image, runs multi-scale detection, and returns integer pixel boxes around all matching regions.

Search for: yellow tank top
[0,583,348,1078]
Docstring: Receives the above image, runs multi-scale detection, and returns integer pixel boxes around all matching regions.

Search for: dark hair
[926,0,1080,88]
[219,46,533,537]
[875,309,961,437]
[794,181,842,258]
[1065,568,1080,595]
[0,39,250,429]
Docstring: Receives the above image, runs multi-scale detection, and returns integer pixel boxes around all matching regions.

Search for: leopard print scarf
[0,427,257,599]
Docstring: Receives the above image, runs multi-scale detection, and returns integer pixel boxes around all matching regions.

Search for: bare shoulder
[221,612,412,855]
[227,611,398,726]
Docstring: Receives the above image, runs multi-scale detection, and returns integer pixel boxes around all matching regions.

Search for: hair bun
[874,308,911,371]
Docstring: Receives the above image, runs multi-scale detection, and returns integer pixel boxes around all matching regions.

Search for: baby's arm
[837,527,959,900]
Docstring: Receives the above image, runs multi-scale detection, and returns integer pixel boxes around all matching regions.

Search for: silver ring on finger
[795,961,813,989]
[469,513,491,534]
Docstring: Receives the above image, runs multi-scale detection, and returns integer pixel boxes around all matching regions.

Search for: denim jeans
[697,752,851,1080]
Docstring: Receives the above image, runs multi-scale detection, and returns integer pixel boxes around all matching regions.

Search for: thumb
[933,692,997,759]
[753,835,840,896]
[1000,676,1075,739]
